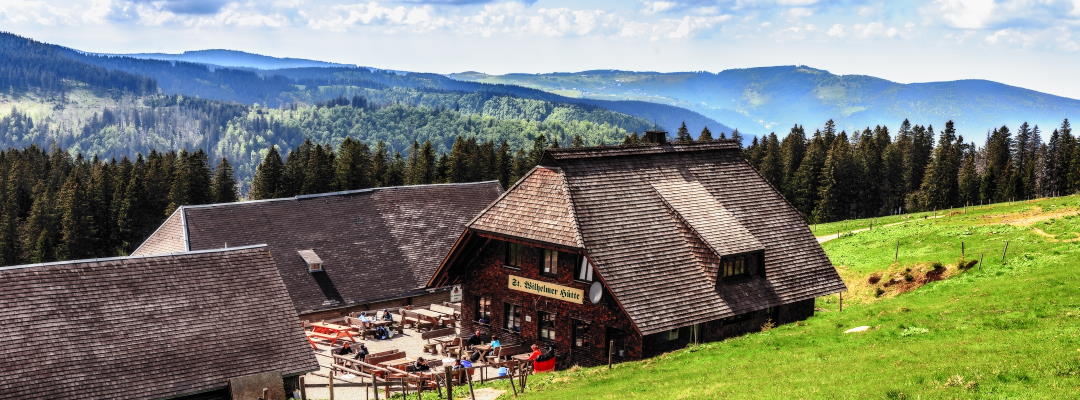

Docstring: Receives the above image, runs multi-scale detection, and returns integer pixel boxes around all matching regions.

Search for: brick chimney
[643,130,668,144]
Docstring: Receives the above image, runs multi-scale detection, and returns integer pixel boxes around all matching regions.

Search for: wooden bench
[401,310,435,331]
[485,344,532,363]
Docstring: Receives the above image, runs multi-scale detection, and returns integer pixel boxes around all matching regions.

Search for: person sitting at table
[381,309,394,322]
[490,338,501,348]
[452,357,474,383]
[467,329,485,346]
[468,349,482,363]
[335,342,354,356]
[374,325,391,340]
[407,357,431,372]
[353,342,369,361]
[531,344,556,373]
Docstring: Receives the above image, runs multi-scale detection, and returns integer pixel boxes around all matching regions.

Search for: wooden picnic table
[412,309,446,319]
[308,321,357,345]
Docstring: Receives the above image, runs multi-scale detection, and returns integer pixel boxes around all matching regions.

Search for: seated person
[335,342,354,356]
[467,330,485,346]
[468,349,482,363]
[477,315,491,324]
[353,343,370,361]
[374,326,391,340]
[381,309,394,322]
[490,338,501,348]
[531,344,557,373]
[407,357,431,372]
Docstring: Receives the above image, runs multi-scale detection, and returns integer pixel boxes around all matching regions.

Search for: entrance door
[605,327,627,361]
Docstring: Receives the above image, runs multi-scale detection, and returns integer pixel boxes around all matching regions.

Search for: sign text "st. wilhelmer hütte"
[507,275,583,304]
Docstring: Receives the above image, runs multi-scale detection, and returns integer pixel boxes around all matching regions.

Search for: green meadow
[473,195,1080,399]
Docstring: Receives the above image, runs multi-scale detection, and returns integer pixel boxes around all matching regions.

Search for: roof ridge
[183,180,501,210]
[0,244,269,272]
[543,141,741,162]
[556,167,586,248]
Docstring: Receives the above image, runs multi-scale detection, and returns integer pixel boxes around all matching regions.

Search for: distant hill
[450,66,1080,137]
[112,49,353,70]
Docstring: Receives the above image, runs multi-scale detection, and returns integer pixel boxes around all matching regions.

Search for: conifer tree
[758,133,782,187]
[697,126,714,141]
[779,125,806,201]
[57,171,95,260]
[250,146,284,200]
[371,141,390,187]
[301,144,335,194]
[729,129,743,147]
[914,120,961,210]
[211,158,238,203]
[334,138,372,190]
[812,132,855,223]
[675,122,692,143]
[957,145,979,206]
[495,140,512,188]
[20,182,56,263]
[571,135,585,148]
[0,173,18,265]
[790,131,827,216]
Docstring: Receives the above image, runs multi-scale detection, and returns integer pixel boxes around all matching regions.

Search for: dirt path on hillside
[816,215,944,244]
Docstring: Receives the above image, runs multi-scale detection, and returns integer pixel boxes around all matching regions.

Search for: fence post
[961,241,965,259]
[839,292,843,312]
[299,375,307,400]
[1002,241,1010,264]
[894,241,900,262]
[445,365,454,399]
[328,370,335,400]
[979,253,984,271]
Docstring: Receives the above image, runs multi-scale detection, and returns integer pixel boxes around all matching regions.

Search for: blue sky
[3,0,1079,98]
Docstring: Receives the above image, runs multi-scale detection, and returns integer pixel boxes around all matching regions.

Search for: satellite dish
[588,281,603,304]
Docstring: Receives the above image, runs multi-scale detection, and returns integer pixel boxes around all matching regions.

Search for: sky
[2,0,1080,98]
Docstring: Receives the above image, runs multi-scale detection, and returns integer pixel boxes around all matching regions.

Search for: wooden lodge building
[134,181,502,320]
[0,246,319,400]
[430,133,846,367]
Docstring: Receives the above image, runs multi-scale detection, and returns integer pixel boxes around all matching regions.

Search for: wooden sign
[507,275,584,304]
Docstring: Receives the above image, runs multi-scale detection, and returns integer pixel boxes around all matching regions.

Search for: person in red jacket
[529,344,556,372]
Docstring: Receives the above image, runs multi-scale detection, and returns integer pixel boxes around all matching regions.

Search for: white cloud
[932,0,996,29]
[642,1,678,15]
[785,7,814,19]
[826,23,845,37]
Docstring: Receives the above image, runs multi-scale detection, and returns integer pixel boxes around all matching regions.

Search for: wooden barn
[429,133,847,367]
[0,246,319,400]
[133,182,502,320]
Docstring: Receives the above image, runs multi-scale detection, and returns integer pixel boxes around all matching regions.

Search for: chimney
[643,130,668,145]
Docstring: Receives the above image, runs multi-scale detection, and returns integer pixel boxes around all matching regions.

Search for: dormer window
[718,251,764,280]
[298,249,324,273]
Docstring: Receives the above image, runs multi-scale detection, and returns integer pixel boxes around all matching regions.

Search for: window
[505,243,527,269]
[503,303,522,333]
[475,296,492,324]
[718,251,764,280]
[572,319,591,348]
[538,311,557,341]
[542,249,558,276]
[575,256,594,282]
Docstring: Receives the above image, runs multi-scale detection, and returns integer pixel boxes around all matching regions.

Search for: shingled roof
[134,181,502,315]
[0,246,319,400]
[436,141,845,335]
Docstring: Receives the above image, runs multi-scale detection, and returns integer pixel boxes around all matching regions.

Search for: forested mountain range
[451,67,1080,137]
[0,32,716,188]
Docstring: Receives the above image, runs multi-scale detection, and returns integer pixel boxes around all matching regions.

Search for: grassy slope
[484,196,1080,399]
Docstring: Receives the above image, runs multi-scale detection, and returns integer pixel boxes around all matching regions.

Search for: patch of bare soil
[980,206,1080,227]
[843,260,977,303]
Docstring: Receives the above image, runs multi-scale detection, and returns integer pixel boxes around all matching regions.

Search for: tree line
[0,147,236,266]
[743,119,1075,222]
[2,117,1076,267]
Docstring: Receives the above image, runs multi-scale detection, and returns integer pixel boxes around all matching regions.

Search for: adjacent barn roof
[434,141,845,335]
[0,246,319,400]
[134,181,502,315]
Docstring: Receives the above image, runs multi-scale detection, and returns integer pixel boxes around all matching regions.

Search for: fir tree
[812,132,855,223]
[675,122,692,143]
[210,158,238,203]
[250,146,284,200]
[758,133,782,187]
[697,126,714,141]
[334,138,372,191]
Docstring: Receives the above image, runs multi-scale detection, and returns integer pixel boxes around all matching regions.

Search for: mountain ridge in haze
[450,66,1080,137]
[113,49,354,70]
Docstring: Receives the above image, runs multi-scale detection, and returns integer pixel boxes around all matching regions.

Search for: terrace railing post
[299,375,307,400]
[328,370,335,400]
[466,366,477,400]
[445,365,454,399]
